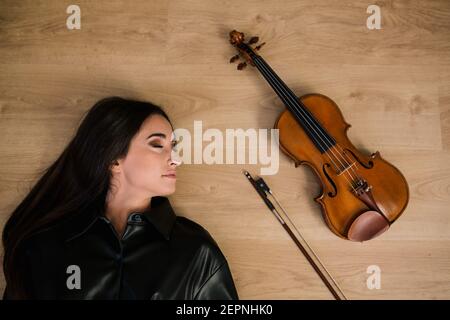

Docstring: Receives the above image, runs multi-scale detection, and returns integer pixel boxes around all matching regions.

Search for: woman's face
[112,114,181,197]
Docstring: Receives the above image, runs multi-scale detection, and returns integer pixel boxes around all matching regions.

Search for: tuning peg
[248,36,259,45]
[229,54,240,63]
[237,62,247,70]
[255,42,266,51]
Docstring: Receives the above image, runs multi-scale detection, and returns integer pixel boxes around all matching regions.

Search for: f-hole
[322,163,337,197]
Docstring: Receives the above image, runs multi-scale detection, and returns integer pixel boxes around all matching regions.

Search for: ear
[110,159,121,174]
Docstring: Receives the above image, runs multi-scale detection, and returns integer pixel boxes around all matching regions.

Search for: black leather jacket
[3,197,239,300]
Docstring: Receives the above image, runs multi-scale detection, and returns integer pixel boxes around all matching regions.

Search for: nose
[169,149,182,167]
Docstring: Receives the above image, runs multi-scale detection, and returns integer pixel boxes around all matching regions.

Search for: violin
[229,30,409,242]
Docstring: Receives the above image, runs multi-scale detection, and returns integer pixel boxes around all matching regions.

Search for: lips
[162,172,177,179]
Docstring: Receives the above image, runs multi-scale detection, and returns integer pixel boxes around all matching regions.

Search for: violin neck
[251,54,336,154]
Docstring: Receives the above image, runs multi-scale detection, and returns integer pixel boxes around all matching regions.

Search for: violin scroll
[229,30,266,71]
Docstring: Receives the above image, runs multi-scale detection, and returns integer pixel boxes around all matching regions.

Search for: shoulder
[21,224,65,264]
[171,215,227,265]
[24,210,100,251]
[171,217,239,300]
[173,216,221,247]
[21,214,83,261]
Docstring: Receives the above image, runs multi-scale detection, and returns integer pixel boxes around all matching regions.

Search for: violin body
[275,93,409,241]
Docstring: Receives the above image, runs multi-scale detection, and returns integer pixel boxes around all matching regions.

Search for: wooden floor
[1,0,449,299]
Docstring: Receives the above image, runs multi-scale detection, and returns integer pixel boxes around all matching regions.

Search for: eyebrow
[146,133,177,141]
[146,133,166,140]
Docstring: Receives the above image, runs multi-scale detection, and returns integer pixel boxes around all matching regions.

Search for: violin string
[253,56,363,187]
[256,56,364,187]
[333,143,364,187]
[257,56,364,189]
[253,58,345,171]
[331,145,363,189]
[253,57,351,173]
[253,57,360,190]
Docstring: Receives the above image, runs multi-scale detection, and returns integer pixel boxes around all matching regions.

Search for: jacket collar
[140,196,177,240]
[63,196,177,242]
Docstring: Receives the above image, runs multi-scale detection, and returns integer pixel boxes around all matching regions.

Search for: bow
[243,170,347,300]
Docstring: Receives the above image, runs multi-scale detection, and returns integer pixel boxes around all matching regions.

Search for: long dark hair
[2,97,172,299]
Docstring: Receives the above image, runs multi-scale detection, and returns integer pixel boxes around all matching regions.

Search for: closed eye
[149,140,179,149]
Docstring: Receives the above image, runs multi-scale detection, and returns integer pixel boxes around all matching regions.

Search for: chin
[159,187,176,196]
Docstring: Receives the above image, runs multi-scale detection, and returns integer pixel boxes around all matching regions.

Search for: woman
[2,97,239,300]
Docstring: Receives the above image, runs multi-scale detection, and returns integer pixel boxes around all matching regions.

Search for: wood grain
[1,0,449,299]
